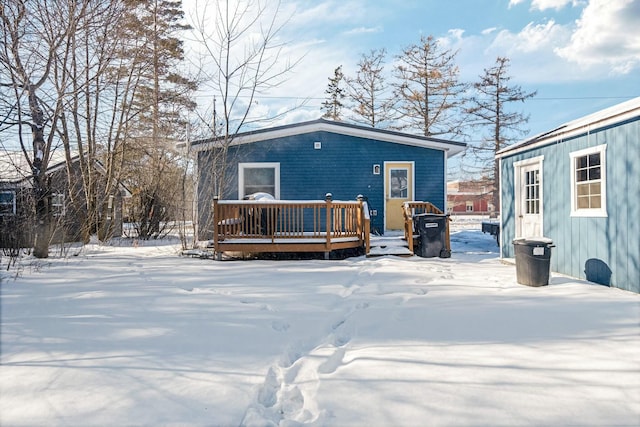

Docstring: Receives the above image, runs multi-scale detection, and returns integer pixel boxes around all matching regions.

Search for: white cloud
[449,0,640,83]
[343,26,383,36]
[491,20,568,54]
[482,27,498,36]
[555,0,640,74]
[474,20,577,83]
[509,0,582,10]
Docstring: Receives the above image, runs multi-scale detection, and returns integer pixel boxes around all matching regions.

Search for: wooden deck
[210,197,450,259]
[212,195,370,259]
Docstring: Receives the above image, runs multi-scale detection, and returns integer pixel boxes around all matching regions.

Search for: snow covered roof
[191,118,467,158]
[0,150,70,184]
[496,97,640,158]
[0,151,131,197]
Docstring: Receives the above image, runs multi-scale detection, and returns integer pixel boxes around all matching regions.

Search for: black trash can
[414,213,450,258]
[512,238,554,286]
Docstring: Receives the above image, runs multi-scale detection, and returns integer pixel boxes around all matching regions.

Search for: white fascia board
[192,121,466,157]
[497,98,640,159]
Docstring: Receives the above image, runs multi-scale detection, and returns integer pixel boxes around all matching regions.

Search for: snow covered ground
[1,218,639,427]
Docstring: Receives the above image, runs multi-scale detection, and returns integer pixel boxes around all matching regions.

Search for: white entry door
[515,158,543,238]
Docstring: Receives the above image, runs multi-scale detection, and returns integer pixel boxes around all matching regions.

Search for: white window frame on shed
[570,144,607,218]
[238,162,280,199]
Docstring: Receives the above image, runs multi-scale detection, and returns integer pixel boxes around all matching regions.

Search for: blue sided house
[497,97,640,293]
[192,118,466,238]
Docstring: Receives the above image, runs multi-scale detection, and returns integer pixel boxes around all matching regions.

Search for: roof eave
[191,119,466,156]
[497,97,640,159]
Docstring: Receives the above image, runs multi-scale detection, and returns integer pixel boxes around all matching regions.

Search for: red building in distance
[447,178,497,217]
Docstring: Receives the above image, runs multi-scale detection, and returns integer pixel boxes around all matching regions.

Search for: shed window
[465,201,473,212]
[239,163,280,199]
[0,190,16,215]
[570,144,607,217]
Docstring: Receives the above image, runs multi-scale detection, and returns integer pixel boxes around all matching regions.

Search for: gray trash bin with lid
[512,238,554,286]
[414,213,450,258]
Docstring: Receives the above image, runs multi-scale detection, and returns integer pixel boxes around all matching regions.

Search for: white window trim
[0,190,16,215]
[570,144,607,218]
[106,195,114,220]
[238,162,280,199]
[52,192,66,217]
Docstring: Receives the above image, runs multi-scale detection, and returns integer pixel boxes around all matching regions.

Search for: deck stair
[367,234,413,257]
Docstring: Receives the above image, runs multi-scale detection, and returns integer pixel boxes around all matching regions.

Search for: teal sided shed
[497,98,640,293]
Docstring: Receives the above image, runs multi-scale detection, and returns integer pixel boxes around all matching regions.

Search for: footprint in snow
[318,347,346,374]
[257,367,280,408]
[271,320,290,332]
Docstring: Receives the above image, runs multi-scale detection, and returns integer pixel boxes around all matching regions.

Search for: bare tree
[345,49,395,128]
[190,0,296,199]
[186,0,297,242]
[0,0,92,257]
[321,65,346,121]
[52,0,135,243]
[465,56,537,210]
[393,35,467,138]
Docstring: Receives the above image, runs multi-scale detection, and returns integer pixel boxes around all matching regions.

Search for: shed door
[516,159,543,238]
[384,162,413,231]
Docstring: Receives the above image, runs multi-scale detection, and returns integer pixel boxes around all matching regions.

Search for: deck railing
[212,194,370,259]
[402,201,451,254]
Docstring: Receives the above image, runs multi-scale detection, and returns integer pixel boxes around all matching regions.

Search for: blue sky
[185,0,640,139]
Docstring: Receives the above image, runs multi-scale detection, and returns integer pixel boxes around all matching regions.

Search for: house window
[0,190,16,215]
[238,163,280,199]
[106,195,114,220]
[52,193,65,217]
[466,201,473,212]
[570,144,607,217]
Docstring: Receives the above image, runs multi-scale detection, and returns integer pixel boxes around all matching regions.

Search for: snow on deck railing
[211,195,370,259]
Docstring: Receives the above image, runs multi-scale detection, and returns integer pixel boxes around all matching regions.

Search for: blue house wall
[500,117,640,293]
[197,130,447,236]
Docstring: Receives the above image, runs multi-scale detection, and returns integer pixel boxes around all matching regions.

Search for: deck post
[325,193,332,258]
[212,197,220,259]
[356,195,363,238]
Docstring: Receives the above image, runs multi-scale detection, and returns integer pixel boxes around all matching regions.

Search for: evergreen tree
[121,0,197,239]
[465,56,537,210]
[321,66,346,121]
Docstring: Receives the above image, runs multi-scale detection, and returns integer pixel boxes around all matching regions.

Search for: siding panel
[500,117,640,293]
[197,131,447,239]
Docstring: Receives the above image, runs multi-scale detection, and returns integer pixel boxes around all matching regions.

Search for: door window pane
[524,169,540,214]
[390,169,408,198]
